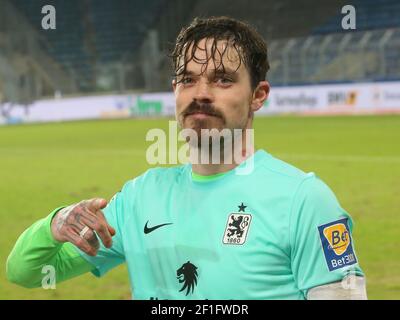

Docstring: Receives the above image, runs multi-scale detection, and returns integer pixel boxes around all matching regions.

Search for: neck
[190,128,254,175]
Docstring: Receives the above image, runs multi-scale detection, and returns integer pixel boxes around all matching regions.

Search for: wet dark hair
[170,16,269,90]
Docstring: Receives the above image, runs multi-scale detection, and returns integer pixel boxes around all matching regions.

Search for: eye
[181,77,193,85]
[221,78,233,83]
[216,77,233,85]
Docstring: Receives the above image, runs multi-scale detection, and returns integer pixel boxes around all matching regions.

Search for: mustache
[181,101,224,119]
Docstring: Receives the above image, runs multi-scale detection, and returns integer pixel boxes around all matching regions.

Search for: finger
[81,228,100,251]
[87,198,108,211]
[81,206,114,240]
[80,201,115,237]
[86,232,100,251]
[80,213,113,248]
[65,228,98,256]
[96,210,116,236]
[70,223,99,249]
[84,206,116,237]
[69,224,100,251]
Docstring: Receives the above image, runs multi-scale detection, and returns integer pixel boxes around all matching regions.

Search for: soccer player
[7,16,367,299]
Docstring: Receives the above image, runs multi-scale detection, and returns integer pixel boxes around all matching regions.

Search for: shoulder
[255,150,319,194]
[258,152,313,180]
[256,150,341,213]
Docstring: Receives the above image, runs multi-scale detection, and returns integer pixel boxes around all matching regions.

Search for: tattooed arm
[6,198,116,288]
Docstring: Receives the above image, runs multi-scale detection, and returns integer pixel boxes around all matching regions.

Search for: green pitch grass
[0,115,399,299]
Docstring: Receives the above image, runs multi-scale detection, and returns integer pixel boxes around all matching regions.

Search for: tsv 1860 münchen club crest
[222,202,252,245]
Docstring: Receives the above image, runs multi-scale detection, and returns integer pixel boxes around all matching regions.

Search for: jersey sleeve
[75,182,131,277]
[289,174,364,297]
[6,208,94,288]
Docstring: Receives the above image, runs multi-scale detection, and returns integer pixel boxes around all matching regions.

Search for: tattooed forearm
[55,206,72,231]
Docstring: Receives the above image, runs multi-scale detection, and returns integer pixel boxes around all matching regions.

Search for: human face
[172,38,268,136]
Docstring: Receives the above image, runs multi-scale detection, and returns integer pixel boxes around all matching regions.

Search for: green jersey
[76,149,364,299]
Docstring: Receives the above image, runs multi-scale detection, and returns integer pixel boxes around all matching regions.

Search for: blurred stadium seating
[0,0,399,102]
[0,0,77,104]
[268,28,400,85]
[12,0,168,92]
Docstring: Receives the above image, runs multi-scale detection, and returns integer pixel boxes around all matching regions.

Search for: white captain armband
[307,276,367,300]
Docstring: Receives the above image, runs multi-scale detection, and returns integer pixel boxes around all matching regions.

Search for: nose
[194,78,214,104]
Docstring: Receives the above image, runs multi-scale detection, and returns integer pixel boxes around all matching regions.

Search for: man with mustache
[7,16,366,300]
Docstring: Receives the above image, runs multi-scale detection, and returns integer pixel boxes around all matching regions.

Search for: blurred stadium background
[0,0,399,299]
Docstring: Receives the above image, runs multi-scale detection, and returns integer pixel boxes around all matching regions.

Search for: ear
[172,78,177,94]
[251,81,270,112]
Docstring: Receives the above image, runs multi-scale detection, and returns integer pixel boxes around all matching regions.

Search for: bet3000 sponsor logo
[318,218,358,271]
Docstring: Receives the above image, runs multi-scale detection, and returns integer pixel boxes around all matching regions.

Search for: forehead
[178,38,247,75]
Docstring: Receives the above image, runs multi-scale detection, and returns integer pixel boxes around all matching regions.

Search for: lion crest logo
[176,261,198,296]
[227,215,245,237]
[223,213,252,245]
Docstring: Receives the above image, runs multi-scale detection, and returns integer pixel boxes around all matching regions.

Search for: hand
[51,198,116,256]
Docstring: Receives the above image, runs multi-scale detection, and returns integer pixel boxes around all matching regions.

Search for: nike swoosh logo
[144,221,173,234]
